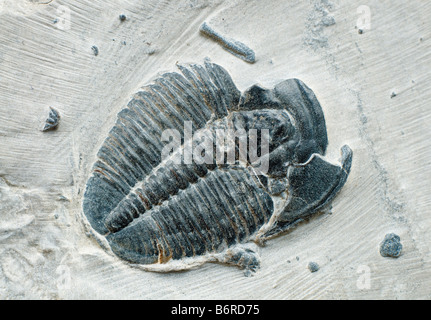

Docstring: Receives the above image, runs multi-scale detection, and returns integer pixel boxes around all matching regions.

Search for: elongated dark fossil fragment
[200,22,256,63]
[83,62,352,273]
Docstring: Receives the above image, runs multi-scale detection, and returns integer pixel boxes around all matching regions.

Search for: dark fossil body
[83,62,352,272]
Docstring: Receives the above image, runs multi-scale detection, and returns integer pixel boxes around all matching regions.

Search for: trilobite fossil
[83,61,352,273]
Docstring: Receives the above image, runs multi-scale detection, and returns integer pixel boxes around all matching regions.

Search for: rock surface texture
[0,0,430,299]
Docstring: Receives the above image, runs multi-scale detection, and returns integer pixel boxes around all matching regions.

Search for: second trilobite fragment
[82,62,352,273]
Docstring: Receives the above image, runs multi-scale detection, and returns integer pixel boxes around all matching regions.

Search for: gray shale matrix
[82,62,353,273]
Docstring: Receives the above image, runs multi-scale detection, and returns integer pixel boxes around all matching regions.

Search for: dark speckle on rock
[119,14,127,22]
[91,45,99,56]
[308,261,320,273]
[391,92,397,99]
[380,233,402,258]
[358,29,364,34]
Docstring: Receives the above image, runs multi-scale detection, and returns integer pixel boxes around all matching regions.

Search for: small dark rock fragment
[42,107,60,132]
[390,92,397,99]
[119,14,127,22]
[91,45,99,56]
[358,29,364,34]
[308,262,320,273]
[380,233,402,258]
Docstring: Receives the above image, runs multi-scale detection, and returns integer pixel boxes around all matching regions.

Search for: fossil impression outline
[82,62,352,273]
